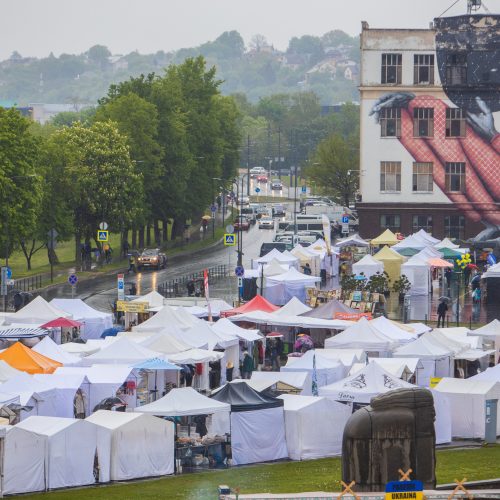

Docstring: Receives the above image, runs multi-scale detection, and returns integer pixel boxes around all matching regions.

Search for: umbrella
[133,358,181,401]
[201,215,212,220]
[40,317,82,329]
[266,332,283,338]
[466,263,479,270]
[294,334,314,351]
[439,296,451,303]
[100,327,123,338]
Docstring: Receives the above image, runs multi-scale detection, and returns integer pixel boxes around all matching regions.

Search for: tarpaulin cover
[211,382,284,412]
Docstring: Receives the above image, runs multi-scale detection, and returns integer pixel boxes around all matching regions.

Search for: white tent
[434,378,500,439]
[182,321,238,350]
[471,364,500,382]
[82,337,165,365]
[4,416,97,493]
[313,348,366,372]
[167,348,224,364]
[0,360,22,383]
[369,316,418,345]
[324,317,395,354]
[272,296,312,316]
[251,371,312,395]
[87,410,174,482]
[212,318,262,342]
[266,268,320,305]
[392,234,428,250]
[363,357,423,381]
[319,361,415,403]
[352,254,384,280]
[132,305,193,333]
[245,259,289,279]
[401,255,431,296]
[278,394,352,460]
[393,336,453,386]
[335,234,369,248]
[291,244,321,276]
[435,237,460,249]
[49,298,113,339]
[138,331,192,355]
[131,290,165,309]
[32,337,81,365]
[253,248,299,269]
[59,342,101,357]
[7,296,72,325]
[414,229,440,245]
[469,319,500,339]
[134,386,230,416]
[429,388,452,444]
[281,350,344,386]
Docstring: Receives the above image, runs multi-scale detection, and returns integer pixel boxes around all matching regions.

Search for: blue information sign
[342,215,349,224]
[235,266,245,277]
[386,481,423,493]
[68,274,78,286]
[255,187,261,193]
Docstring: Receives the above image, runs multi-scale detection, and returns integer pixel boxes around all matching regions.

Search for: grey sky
[1,0,498,60]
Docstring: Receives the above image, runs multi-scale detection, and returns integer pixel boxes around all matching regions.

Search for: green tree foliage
[0,108,41,262]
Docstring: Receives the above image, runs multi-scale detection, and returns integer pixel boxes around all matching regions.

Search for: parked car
[137,248,167,271]
[272,204,286,217]
[257,174,268,183]
[240,206,257,224]
[270,179,283,190]
[234,215,250,231]
[237,196,250,206]
[258,217,275,230]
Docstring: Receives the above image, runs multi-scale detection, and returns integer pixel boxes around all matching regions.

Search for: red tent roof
[221,295,280,317]
[40,317,82,329]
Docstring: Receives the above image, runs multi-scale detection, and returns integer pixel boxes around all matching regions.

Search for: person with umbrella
[294,333,314,353]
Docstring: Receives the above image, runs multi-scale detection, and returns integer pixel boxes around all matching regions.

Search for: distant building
[356,15,499,241]
[28,103,94,124]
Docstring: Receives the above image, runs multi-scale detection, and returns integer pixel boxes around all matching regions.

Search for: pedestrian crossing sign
[224,233,236,246]
[97,230,109,242]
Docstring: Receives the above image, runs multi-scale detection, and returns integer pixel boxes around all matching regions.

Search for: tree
[86,45,111,68]
[249,34,269,52]
[51,108,96,127]
[287,35,324,65]
[307,133,359,206]
[0,108,41,263]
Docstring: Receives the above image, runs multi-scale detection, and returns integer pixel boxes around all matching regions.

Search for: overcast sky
[1,0,498,60]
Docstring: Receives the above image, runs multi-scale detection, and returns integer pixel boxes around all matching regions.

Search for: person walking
[437,300,448,328]
[270,341,280,371]
[127,254,136,273]
[302,263,312,275]
[241,350,254,379]
[445,267,452,289]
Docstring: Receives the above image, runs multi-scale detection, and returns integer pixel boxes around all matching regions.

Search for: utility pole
[277,128,281,179]
[246,135,251,196]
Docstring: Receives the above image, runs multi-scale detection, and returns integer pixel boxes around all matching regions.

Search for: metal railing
[157,265,229,298]
[13,275,43,292]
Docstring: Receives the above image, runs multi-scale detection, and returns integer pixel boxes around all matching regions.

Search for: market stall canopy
[282,349,344,386]
[167,348,224,364]
[7,296,72,325]
[392,234,428,250]
[393,335,452,359]
[438,247,462,259]
[135,386,230,416]
[352,254,384,280]
[373,245,405,285]
[272,297,312,316]
[132,358,181,371]
[181,321,238,350]
[370,229,398,246]
[131,291,165,309]
[0,360,22,383]
[483,262,500,278]
[301,299,357,319]
[469,319,500,338]
[132,304,194,333]
[0,342,62,374]
[251,371,311,395]
[138,331,192,355]
[365,357,423,379]
[211,381,284,411]
[54,364,134,385]
[0,325,49,340]
[369,316,417,344]
[335,234,370,248]
[245,259,290,279]
[414,229,440,245]
[254,248,299,268]
[314,348,367,367]
[82,337,165,365]
[319,361,415,403]
[222,295,280,317]
[401,255,431,296]
[32,337,81,365]
[266,267,321,284]
[435,237,460,249]
[427,257,454,268]
[0,371,57,406]
[212,318,262,342]
[470,364,500,382]
[40,317,82,329]
[324,317,395,352]
[59,342,101,357]
[395,248,420,258]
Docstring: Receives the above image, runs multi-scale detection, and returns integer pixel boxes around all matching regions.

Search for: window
[446,108,466,137]
[414,54,434,84]
[412,162,433,192]
[380,161,401,192]
[413,108,434,137]
[445,162,466,193]
[380,108,401,137]
[412,215,433,232]
[380,214,401,232]
[446,53,467,86]
[445,215,465,240]
[381,53,402,84]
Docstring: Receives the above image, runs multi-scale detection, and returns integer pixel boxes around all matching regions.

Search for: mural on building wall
[370,14,500,242]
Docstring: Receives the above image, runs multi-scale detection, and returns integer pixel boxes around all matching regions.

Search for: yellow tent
[373,245,405,285]
[370,229,398,246]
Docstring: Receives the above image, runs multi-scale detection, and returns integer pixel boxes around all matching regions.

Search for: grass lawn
[19,445,500,500]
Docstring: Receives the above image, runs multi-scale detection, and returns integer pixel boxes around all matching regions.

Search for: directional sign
[234,266,245,277]
[97,230,109,242]
[68,274,78,286]
[226,224,235,234]
[117,273,125,300]
[210,204,217,213]
[4,267,12,280]
[301,185,307,193]
[342,215,349,224]
[255,187,261,193]
[99,222,108,230]
[224,234,236,246]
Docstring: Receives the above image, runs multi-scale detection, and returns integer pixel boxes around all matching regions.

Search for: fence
[13,275,43,292]
[157,265,229,298]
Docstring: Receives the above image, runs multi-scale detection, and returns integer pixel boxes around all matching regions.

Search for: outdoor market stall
[32,337,81,365]
[3,416,98,494]
[86,410,175,482]
[352,254,384,280]
[265,268,321,305]
[373,245,405,285]
[0,342,62,374]
[251,371,312,395]
[221,295,279,318]
[278,394,352,460]
[369,229,399,247]
[6,296,72,325]
[211,382,288,465]
[252,248,300,270]
[400,254,431,296]
[291,244,321,276]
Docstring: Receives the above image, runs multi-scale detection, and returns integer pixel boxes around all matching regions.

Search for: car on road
[258,217,275,229]
[270,179,283,190]
[237,196,250,206]
[234,215,250,231]
[137,248,167,271]
[257,174,268,183]
[240,206,257,224]
[272,204,286,217]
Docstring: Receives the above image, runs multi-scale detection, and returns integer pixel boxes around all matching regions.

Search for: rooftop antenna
[467,0,482,13]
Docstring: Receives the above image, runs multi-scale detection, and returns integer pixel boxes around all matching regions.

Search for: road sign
[117,273,125,300]
[237,277,243,288]
[234,266,245,277]
[255,187,261,193]
[385,481,423,500]
[224,234,236,246]
[68,274,78,286]
[226,224,234,234]
[99,222,108,230]
[97,230,109,242]
[4,267,12,280]
[342,214,349,224]
[210,204,217,213]
[342,223,349,234]
[0,267,9,296]
[301,185,307,193]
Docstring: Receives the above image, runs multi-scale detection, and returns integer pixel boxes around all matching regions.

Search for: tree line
[0,56,241,269]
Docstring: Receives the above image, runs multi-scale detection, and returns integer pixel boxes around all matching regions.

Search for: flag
[312,351,319,396]
[204,269,212,321]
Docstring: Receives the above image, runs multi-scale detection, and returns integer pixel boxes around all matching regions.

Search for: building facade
[357,15,500,241]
